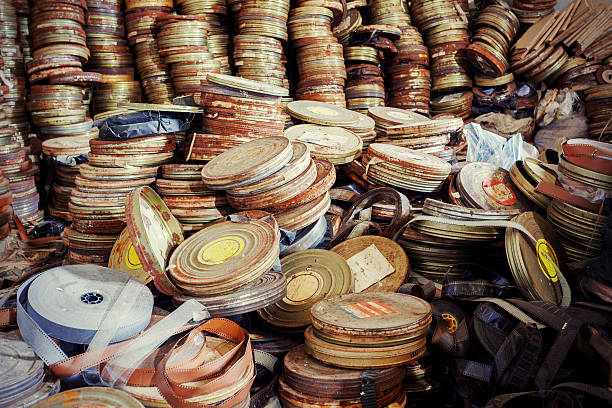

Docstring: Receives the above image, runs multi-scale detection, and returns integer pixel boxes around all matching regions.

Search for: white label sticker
[346,244,395,292]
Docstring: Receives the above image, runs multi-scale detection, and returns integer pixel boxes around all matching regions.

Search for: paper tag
[346,244,395,292]
[339,300,399,319]
[482,178,516,205]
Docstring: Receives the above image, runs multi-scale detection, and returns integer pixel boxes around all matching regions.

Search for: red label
[482,178,516,205]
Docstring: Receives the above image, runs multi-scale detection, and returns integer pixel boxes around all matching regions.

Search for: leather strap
[328,187,410,247]
[562,141,612,176]
[0,287,16,327]
[154,318,255,408]
[17,273,205,380]
[535,181,600,212]
[0,307,16,327]
[50,321,199,379]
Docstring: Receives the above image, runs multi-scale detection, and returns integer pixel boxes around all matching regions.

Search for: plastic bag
[557,173,612,204]
[46,154,88,167]
[465,123,538,170]
[535,89,582,127]
[473,112,535,141]
[95,110,196,141]
[533,114,589,152]
[31,220,66,238]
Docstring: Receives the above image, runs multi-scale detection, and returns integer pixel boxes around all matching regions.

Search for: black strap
[406,273,438,301]
[443,279,515,298]
[445,262,513,287]
[360,370,379,408]
[510,300,570,330]
[484,382,612,408]
[584,326,612,388]
[474,303,517,339]
[493,323,542,393]
[587,326,612,365]
[566,305,611,327]
[328,187,410,247]
[553,382,612,403]
[249,375,278,408]
[473,302,542,393]
[577,276,612,305]
[441,261,517,298]
[509,299,581,390]
[397,283,425,299]
[484,388,577,408]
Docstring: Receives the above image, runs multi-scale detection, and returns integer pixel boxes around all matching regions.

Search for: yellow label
[125,242,142,270]
[537,239,559,282]
[306,106,339,117]
[197,236,245,265]
[284,270,323,305]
